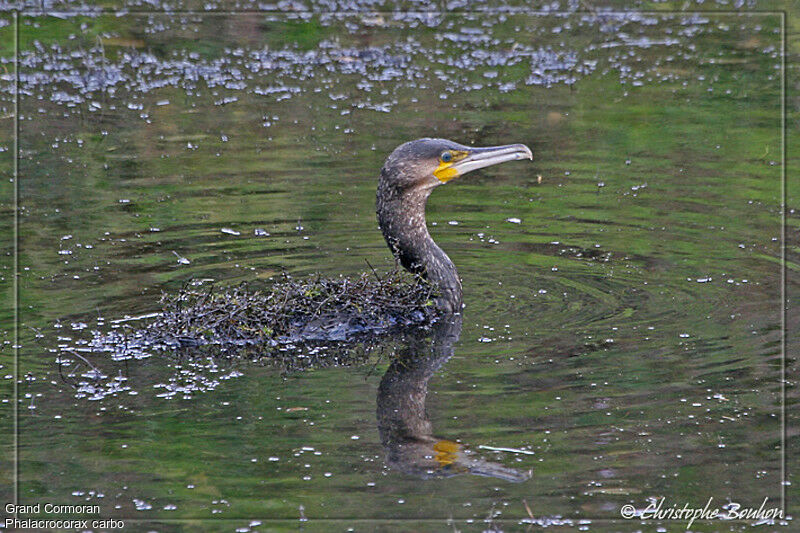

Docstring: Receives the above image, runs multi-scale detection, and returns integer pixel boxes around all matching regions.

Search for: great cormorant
[81,138,534,360]
[377,138,533,313]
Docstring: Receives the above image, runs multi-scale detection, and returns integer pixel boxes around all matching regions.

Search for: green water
[0,6,794,532]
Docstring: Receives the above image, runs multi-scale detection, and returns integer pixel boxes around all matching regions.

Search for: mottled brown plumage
[376,138,532,314]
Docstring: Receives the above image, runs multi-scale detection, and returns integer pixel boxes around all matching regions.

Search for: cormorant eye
[440,151,453,163]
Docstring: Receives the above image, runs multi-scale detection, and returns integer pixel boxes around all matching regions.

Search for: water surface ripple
[1,7,789,530]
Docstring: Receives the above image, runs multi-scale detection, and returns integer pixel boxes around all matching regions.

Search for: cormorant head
[376,138,533,313]
[380,138,533,193]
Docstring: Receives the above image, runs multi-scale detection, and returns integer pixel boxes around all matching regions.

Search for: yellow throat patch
[433,150,469,182]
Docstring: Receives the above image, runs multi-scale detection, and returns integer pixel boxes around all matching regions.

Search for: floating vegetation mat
[55,270,440,400]
[74,269,440,361]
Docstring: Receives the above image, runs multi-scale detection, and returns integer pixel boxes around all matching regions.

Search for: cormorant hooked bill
[377,139,533,314]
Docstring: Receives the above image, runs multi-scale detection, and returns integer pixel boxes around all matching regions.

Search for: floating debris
[56,270,442,400]
[0,11,733,120]
[77,269,439,361]
[172,251,190,265]
[477,445,536,455]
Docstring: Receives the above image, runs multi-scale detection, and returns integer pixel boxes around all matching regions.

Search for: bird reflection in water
[376,313,531,482]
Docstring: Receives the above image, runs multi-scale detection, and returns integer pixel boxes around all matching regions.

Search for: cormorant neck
[376,179,462,314]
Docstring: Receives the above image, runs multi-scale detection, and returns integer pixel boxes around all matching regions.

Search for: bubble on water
[133,499,152,511]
